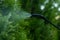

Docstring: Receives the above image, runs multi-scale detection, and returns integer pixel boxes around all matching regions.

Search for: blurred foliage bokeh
[0,0,60,40]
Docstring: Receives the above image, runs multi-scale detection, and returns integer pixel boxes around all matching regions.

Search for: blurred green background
[0,0,60,40]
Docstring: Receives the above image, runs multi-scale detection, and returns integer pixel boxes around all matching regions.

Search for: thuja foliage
[0,0,60,40]
[0,12,31,40]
